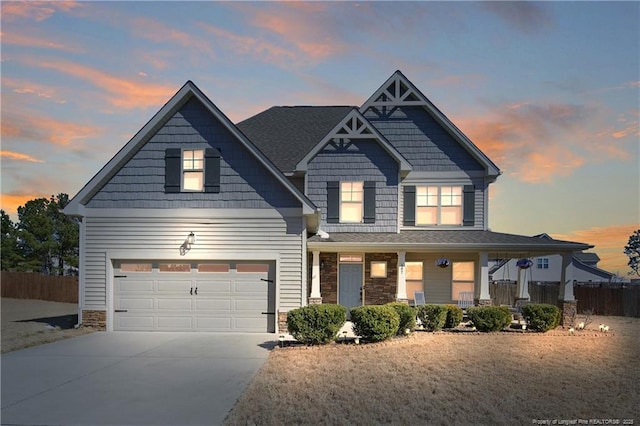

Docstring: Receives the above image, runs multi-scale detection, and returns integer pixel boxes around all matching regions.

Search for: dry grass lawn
[225,316,639,425]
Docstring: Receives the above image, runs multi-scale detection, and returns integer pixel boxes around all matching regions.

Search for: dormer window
[183,149,204,191]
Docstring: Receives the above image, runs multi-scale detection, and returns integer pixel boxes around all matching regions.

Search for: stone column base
[560,300,577,327]
[308,297,322,305]
[395,298,409,305]
[278,311,288,334]
[476,299,493,306]
[82,310,107,330]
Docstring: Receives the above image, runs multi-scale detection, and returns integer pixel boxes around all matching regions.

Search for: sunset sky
[1,1,638,275]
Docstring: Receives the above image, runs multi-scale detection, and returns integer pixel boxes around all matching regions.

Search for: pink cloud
[3,77,67,104]
[0,31,83,53]
[552,224,639,275]
[21,57,176,110]
[2,112,101,147]
[129,17,214,58]
[0,1,82,22]
[0,150,44,163]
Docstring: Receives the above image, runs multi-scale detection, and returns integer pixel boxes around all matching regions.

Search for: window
[120,263,152,272]
[452,261,474,301]
[340,182,363,223]
[159,263,191,272]
[537,258,549,269]
[198,264,229,273]
[339,254,363,263]
[416,186,462,225]
[370,261,387,278]
[237,264,269,273]
[406,262,423,303]
[183,149,204,191]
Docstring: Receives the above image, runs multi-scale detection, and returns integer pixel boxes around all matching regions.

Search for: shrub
[416,304,448,331]
[444,304,463,329]
[467,306,512,332]
[287,304,347,345]
[522,303,561,332]
[386,302,417,334]
[350,305,400,342]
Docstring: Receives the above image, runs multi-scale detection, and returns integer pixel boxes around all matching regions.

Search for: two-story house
[64,70,591,333]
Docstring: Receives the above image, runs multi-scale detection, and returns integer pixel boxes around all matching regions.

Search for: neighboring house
[64,70,591,332]
[489,234,623,284]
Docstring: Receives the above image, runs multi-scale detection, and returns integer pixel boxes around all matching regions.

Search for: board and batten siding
[306,139,399,233]
[81,211,305,311]
[87,97,299,210]
[363,106,485,173]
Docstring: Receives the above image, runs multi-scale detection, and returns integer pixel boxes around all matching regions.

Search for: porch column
[396,251,408,302]
[309,251,322,304]
[477,252,491,305]
[515,266,530,302]
[559,252,576,327]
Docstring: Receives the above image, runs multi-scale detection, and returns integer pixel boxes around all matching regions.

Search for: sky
[1,1,638,276]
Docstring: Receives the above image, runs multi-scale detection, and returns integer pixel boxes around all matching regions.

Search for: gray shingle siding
[307,139,398,232]
[363,106,484,172]
[87,98,299,209]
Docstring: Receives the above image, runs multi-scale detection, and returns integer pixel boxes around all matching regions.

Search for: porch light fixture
[516,258,533,269]
[179,232,196,256]
[436,257,450,268]
[278,335,285,347]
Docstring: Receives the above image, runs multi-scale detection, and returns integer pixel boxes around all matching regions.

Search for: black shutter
[327,181,339,223]
[204,148,221,193]
[363,181,376,223]
[403,186,416,226]
[463,185,475,226]
[164,148,181,193]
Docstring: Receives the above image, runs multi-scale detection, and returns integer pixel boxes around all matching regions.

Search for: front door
[339,263,363,314]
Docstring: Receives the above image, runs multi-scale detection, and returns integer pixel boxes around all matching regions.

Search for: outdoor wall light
[179,232,196,256]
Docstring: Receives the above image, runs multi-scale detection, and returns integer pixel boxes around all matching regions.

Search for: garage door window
[120,263,152,272]
[198,264,230,273]
[159,263,191,272]
[237,264,269,273]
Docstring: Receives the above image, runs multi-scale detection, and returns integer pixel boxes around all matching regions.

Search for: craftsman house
[64,70,591,332]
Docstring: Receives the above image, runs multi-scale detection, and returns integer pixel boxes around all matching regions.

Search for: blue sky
[1,1,638,274]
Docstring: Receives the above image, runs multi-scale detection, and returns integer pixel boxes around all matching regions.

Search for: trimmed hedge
[416,304,448,331]
[287,304,347,345]
[467,306,512,332]
[350,305,400,342]
[444,304,463,329]
[386,302,416,335]
[522,303,561,332]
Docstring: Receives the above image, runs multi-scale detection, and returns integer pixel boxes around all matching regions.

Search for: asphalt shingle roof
[307,230,592,252]
[236,106,355,173]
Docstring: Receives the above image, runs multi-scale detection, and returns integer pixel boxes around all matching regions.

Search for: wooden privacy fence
[490,281,640,317]
[1,272,78,303]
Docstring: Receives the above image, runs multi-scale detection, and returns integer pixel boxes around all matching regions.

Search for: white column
[516,266,530,300]
[478,252,491,301]
[559,252,575,301]
[310,251,321,299]
[396,251,407,300]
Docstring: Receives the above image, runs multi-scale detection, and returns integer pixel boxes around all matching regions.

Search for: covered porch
[306,230,592,326]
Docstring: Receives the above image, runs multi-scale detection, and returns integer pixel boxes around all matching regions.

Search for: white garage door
[114,261,274,332]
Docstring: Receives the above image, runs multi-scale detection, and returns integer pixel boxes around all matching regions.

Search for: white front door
[114,261,274,332]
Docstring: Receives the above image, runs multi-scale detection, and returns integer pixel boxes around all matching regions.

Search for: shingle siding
[87,98,299,209]
[307,139,398,232]
[363,106,484,172]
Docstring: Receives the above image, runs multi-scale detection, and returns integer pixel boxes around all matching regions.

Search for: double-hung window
[537,258,549,269]
[416,186,462,225]
[182,149,204,191]
[340,181,363,223]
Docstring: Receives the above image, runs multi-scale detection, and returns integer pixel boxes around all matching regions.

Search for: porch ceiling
[307,230,592,257]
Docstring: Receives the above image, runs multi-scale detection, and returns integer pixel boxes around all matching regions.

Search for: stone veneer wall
[82,310,107,330]
[319,253,338,304]
[278,312,288,333]
[560,300,577,327]
[364,253,398,305]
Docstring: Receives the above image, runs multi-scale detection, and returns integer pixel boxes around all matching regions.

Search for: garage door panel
[157,298,193,311]
[195,316,232,330]
[117,280,154,293]
[118,298,154,310]
[235,299,267,311]
[196,298,231,312]
[117,315,155,330]
[158,316,193,330]
[195,280,231,293]
[158,280,192,293]
[234,279,268,293]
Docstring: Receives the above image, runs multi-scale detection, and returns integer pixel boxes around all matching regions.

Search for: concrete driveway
[1,332,275,425]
